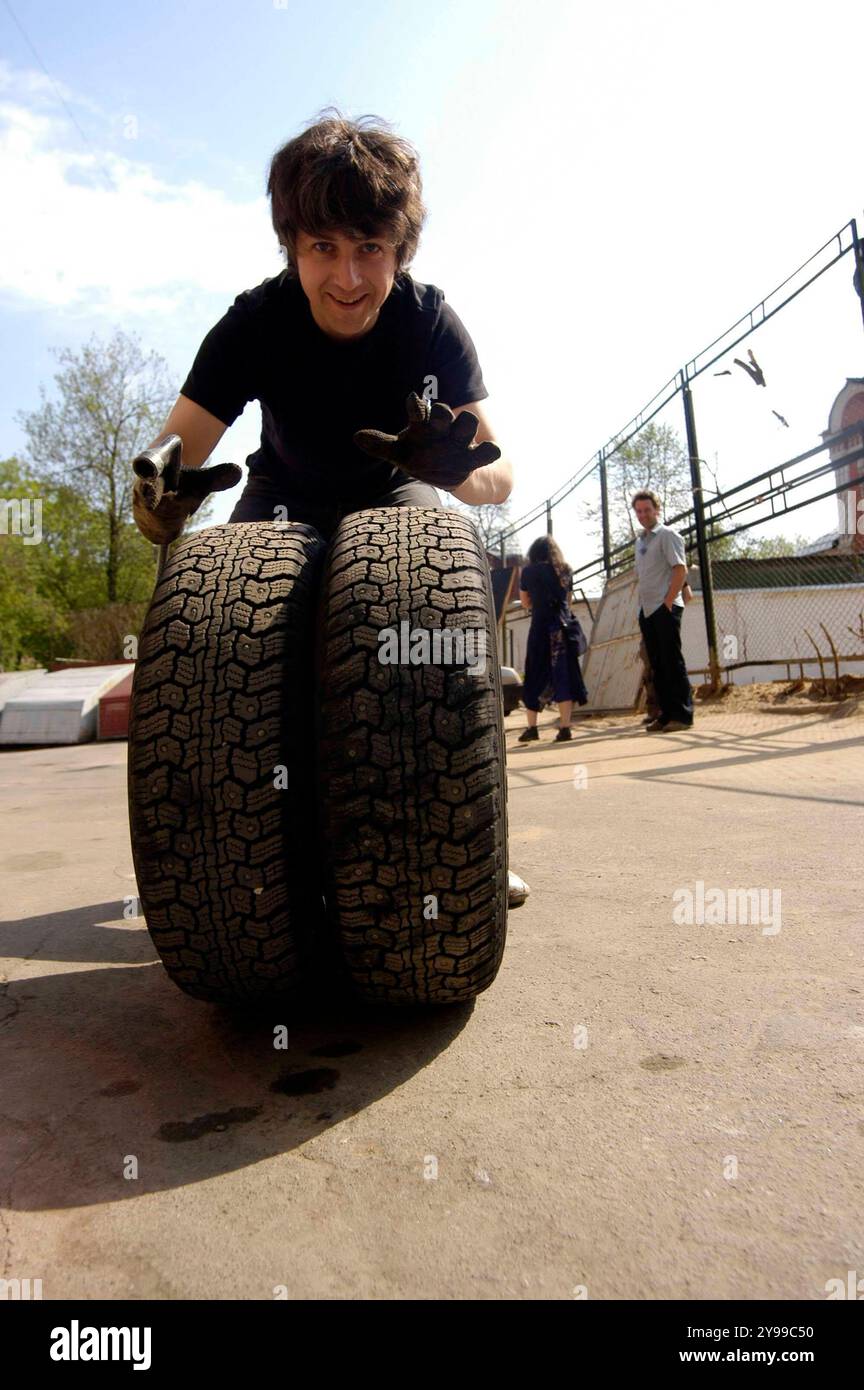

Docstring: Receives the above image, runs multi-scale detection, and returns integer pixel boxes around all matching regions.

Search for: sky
[1,0,863,571]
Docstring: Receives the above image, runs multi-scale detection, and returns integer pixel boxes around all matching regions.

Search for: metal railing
[496,215,864,690]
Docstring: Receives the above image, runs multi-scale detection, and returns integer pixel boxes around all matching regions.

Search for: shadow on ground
[0,901,471,1211]
[506,716,864,807]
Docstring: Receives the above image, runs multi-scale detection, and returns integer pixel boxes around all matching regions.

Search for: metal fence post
[497,532,508,668]
[599,449,611,576]
[681,370,721,691]
[852,217,864,336]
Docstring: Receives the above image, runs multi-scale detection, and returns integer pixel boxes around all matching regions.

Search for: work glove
[131,433,242,546]
[353,392,501,491]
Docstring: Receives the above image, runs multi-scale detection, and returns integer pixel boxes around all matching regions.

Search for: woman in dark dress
[518,535,588,743]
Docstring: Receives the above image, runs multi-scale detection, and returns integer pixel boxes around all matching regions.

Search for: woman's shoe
[554,726,572,741]
[518,726,539,743]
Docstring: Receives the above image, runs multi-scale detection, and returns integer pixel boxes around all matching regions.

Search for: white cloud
[0,69,281,320]
[0,60,275,505]
[0,54,102,115]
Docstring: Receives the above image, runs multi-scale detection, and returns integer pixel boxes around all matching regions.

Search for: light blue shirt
[635,522,686,616]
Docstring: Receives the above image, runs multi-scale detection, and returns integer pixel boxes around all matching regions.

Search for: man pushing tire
[129,109,529,1005]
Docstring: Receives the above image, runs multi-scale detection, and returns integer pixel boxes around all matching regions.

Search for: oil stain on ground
[308,1041,363,1058]
[157,1107,261,1141]
[98,1080,140,1097]
[270,1067,340,1096]
[640,1054,687,1072]
[2,850,66,873]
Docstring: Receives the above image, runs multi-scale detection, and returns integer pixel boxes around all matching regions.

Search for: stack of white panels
[0,669,46,715]
[0,665,132,745]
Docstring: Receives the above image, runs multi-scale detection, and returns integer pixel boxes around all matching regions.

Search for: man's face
[634,499,659,531]
[295,229,398,340]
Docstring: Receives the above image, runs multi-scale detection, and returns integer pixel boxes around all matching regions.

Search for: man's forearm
[664,564,686,605]
[449,458,513,505]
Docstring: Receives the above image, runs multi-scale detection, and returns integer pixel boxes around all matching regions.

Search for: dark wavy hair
[527,534,572,588]
[267,108,427,276]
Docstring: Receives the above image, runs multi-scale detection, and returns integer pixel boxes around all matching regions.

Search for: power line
[2,0,115,190]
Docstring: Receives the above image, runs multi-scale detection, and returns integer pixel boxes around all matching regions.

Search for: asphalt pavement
[2,705,862,1299]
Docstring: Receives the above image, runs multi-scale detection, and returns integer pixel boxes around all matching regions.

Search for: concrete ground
[1,705,862,1301]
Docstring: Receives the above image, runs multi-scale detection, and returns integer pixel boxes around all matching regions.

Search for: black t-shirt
[179,269,488,507]
[519,562,572,630]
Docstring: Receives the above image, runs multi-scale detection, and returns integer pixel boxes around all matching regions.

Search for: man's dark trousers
[638,604,693,726]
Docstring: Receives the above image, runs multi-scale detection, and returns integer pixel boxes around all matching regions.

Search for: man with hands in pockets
[632,489,694,733]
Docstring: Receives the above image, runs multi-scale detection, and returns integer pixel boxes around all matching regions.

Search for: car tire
[128,521,327,1003]
[315,506,509,1006]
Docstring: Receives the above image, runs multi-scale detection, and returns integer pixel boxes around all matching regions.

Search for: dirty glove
[132,433,242,546]
[353,392,501,491]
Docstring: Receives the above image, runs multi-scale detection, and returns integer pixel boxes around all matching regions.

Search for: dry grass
[694,673,864,710]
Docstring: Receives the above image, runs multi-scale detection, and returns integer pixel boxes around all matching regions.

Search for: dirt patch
[694,674,864,711]
[510,674,864,725]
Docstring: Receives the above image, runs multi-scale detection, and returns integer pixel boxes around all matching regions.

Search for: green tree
[0,455,157,668]
[583,422,693,558]
[728,532,809,559]
[16,329,176,602]
[0,457,72,668]
[703,525,812,561]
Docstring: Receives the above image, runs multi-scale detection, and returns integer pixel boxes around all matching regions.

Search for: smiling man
[295,227,394,340]
[132,110,511,542]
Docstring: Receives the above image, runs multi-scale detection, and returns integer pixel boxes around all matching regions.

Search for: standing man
[632,490,693,732]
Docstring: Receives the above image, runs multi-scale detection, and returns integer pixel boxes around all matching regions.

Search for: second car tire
[315,506,509,1006]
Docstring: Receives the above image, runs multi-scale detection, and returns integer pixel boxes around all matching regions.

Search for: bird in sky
[733,348,767,387]
[716,350,789,427]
